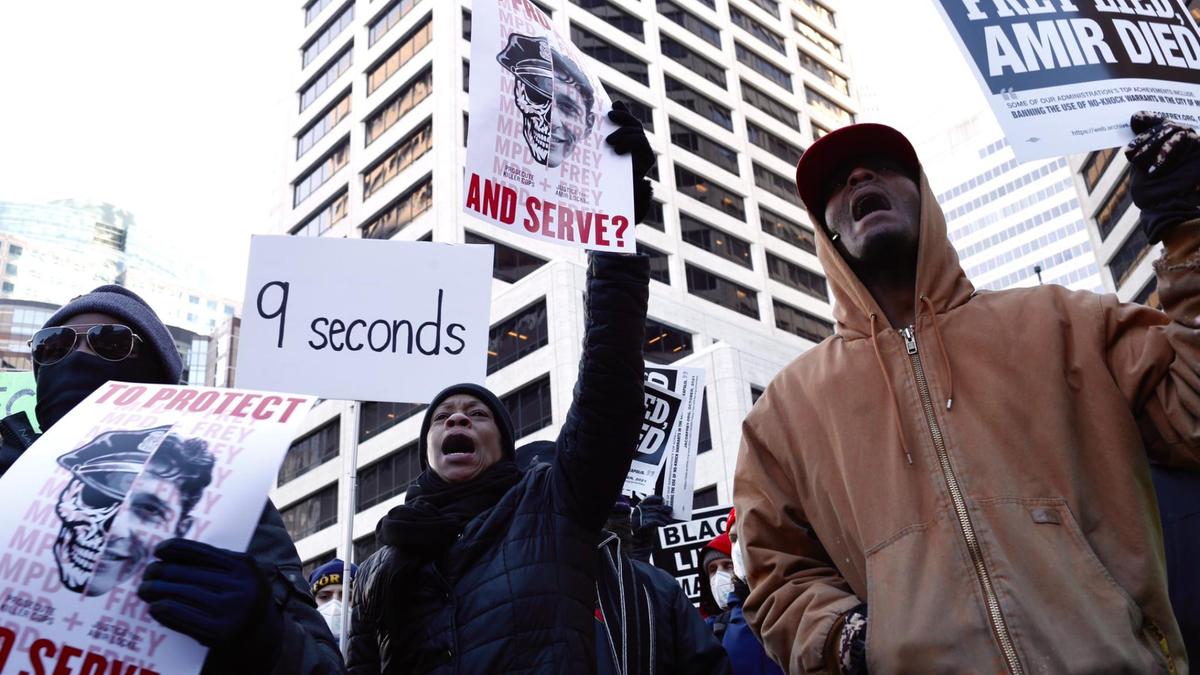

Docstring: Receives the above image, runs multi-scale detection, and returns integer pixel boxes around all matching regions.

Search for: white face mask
[732,542,746,581]
[710,569,734,611]
[318,599,343,636]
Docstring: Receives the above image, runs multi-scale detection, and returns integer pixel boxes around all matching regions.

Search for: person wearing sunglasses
[0,285,347,675]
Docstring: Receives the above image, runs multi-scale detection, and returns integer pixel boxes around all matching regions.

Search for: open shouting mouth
[442,433,476,456]
[852,189,892,222]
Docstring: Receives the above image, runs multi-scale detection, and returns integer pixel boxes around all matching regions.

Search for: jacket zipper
[900,326,1024,675]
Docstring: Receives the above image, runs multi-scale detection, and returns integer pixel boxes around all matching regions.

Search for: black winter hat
[39,285,182,384]
[418,383,516,470]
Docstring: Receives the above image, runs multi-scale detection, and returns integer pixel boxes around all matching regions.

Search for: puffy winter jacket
[706,593,783,675]
[0,411,346,675]
[347,253,650,675]
[594,531,730,675]
[734,163,1200,672]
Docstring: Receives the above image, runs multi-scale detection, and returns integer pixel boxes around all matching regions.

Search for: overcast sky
[0,1,986,304]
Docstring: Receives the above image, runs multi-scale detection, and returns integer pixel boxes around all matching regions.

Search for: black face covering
[35,351,164,430]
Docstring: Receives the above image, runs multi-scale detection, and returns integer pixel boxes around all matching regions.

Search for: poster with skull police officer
[0,381,314,675]
[463,0,636,252]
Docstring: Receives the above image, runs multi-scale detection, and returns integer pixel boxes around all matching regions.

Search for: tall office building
[1070,1,1200,306]
[0,199,241,336]
[275,0,860,571]
[920,109,1102,293]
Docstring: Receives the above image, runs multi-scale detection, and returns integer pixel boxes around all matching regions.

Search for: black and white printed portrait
[497,33,597,168]
[53,426,215,597]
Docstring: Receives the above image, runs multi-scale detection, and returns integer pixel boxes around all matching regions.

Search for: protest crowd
[2,12,1200,675]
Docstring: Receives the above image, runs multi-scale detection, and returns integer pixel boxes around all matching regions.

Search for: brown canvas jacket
[734,167,1200,674]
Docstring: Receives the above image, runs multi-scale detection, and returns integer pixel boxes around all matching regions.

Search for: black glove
[629,495,674,562]
[605,101,656,224]
[138,539,284,669]
[1125,112,1200,243]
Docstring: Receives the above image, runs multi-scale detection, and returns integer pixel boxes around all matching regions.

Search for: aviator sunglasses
[28,324,143,366]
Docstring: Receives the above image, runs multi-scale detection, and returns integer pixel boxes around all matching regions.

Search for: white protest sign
[931,0,1200,161]
[0,382,315,675]
[463,0,636,252]
[237,236,493,403]
[625,365,705,520]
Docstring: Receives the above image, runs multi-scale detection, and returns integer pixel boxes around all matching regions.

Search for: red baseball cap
[794,123,920,221]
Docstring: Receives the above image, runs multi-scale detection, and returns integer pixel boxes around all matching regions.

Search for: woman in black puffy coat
[347,107,655,675]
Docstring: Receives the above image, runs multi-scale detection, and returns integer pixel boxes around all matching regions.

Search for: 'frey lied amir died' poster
[464,0,636,252]
[0,382,314,675]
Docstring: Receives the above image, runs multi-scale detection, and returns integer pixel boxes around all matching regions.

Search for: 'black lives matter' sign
[651,505,731,604]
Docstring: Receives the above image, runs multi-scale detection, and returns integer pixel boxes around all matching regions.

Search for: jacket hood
[810,166,975,338]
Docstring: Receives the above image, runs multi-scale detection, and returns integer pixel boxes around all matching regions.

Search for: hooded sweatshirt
[734,165,1200,674]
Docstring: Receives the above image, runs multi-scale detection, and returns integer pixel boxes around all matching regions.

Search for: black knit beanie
[418,383,516,469]
[38,285,182,384]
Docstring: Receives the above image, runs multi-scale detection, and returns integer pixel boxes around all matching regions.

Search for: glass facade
[356,441,420,511]
[644,318,693,364]
[572,25,650,85]
[488,300,549,374]
[502,376,553,439]
[670,121,740,175]
[685,264,760,319]
[362,119,433,199]
[767,253,828,301]
[360,400,426,442]
[280,484,337,541]
[465,232,548,283]
[664,76,733,131]
[278,420,340,485]
[737,43,792,92]
[660,36,726,88]
[300,48,352,112]
[657,0,721,46]
[675,167,746,220]
[760,207,816,254]
[571,0,645,40]
[362,176,432,240]
[367,19,432,95]
[680,213,753,269]
[366,68,432,145]
[774,299,833,342]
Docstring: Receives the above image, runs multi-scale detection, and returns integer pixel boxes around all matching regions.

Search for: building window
[300,47,352,112]
[697,398,713,453]
[750,385,765,403]
[1133,276,1159,308]
[736,42,792,92]
[800,0,836,28]
[462,8,471,40]
[7,245,20,258]
[799,49,850,95]
[660,36,726,88]
[369,0,422,46]
[292,192,348,237]
[366,68,432,145]
[676,167,746,220]
[730,6,786,53]
[2,282,13,294]
[686,264,760,319]
[462,59,470,93]
[754,162,803,207]
[357,442,421,511]
[793,13,841,59]
[642,201,665,231]
[1108,226,1153,288]
[362,175,433,240]
[681,213,752,269]
[1095,169,1133,241]
[4,264,16,276]
[305,0,335,26]
[664,76,733,131]
[670,121,740,176]
[760,207,816,254]
[280,484,338,541]
[368,18,433,95]
[637,243,672,284]
[354,534,381,562]
[604,84,655,132]
[360,400,426,442]
[278,420,340,485]
[742,82,799,130]
[644,318,693,363]
[774,299,833,342]
[747,121,804,166]
[297,92,351,159]
[293,139,349,207]
[363,119,433,200]
[570,0,644,40]
[767,253,828,301]
[569,25,649,86]
[464,231,548,283]
[743,0,781,18]
[488,299,549,374]
[693,484,718,507]
[503,376,553,439]
[657,0,721,47]
[806,87,854,125]
[303,5,354,68]
[1081,147,1119,194]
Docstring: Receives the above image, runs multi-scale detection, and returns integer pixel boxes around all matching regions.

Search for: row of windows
[937,156,1020,203]
[1095,169,1133,241]
[357,441,419,511]
[948,177,1075,240]
[742,82,799,130]
[294,140,349,207]
[978,137,1009,159]
[660,35,725,88]
[488,299,549,374]
[362,119,432,200]
[280,483,337,541]
[798,51,849,96]
[805,86,853,125]
[675,166,746,221]
[660,0,721,47]
[303,4,353,68]
[367,67,432,145]
[278,419,340,484]
[607,83,656,132]
[665,76,732,131]
[292,191,348,237]
[957,198,1081,263]
[799,0,836,27]
[465,231,547,283]
[1081,147,1119,194]
[300,47,352,112]
[774,298,834,342]
[305,0,335,26]
[980,242,1092,290]
[360,400,425,443]
[747,121,804,166]
[670,120,740,175]
[754,162,803,207]
[369,0,422,47]
[1108,219,1152,287]
[736,42,791,91]
[761,207,816,254]
[731,6,786,54]
[297,93,351,159]
[942,159,1068,220]
[573,24,649,86]
[574,0,646,41]
[965,219,1087,278]
[368,18,432,95]
[793,12,841,59]
[766,252,828,300]
[686,264,760,319]
[681,213,753,269]
[362,175,432,240]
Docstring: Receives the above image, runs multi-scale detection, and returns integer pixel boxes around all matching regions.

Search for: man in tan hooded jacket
[734,115,1200,674]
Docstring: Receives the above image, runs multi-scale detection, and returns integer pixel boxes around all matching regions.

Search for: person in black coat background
[348,104,655,675]
[0,285,344,675]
